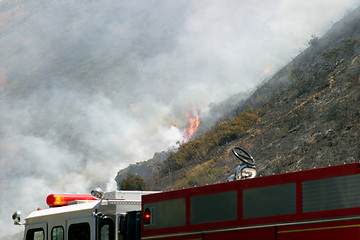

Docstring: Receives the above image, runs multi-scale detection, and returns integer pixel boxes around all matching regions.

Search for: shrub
[119,174,146,190]
[308,35,320,47]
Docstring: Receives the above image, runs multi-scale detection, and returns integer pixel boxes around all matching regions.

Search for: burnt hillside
[243,8,360,176]
[117,7,360,190]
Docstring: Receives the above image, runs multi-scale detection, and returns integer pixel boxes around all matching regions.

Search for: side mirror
[12,211,22,225]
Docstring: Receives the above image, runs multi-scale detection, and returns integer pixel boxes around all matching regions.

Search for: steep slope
[243,8,360,176]
[119,7,360,190]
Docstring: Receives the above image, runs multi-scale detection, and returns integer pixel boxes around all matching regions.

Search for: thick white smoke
[0,0,359,238]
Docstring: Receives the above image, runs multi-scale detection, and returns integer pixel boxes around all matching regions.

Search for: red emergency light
[143,208,152,225]
[46,194,97,207]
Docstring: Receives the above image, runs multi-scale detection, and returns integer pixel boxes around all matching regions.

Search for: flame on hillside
[183,110,200,143]
[264,66,271,74]
[264,64,274,74]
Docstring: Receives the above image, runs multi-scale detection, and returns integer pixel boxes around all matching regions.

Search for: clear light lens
[241,167,257,179]
[91,186,105,199]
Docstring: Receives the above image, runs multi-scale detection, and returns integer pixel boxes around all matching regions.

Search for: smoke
[0,0,359,238]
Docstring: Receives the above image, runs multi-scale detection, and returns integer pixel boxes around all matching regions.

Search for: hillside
[1,1,360,238]
[117,7,360,191]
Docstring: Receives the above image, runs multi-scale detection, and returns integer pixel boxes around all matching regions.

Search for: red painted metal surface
[142,163,360,239]
[278,219,360,240]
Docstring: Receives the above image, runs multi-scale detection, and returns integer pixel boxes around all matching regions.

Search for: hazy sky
[1,0,359,238]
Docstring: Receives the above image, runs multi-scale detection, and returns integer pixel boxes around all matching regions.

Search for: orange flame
[183,110,200,143]
[264,65,272,74]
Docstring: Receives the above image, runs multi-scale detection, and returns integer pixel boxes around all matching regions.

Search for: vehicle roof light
[91,186,105,199]
[46,194,97,207]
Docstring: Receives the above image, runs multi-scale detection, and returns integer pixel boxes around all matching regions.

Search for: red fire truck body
[141,163,360,240]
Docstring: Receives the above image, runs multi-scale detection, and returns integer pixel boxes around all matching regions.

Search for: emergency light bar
[46,194,97,207]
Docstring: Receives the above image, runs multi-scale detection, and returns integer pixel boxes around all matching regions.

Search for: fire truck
[13,189,160,240]
[13,147,360,240]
